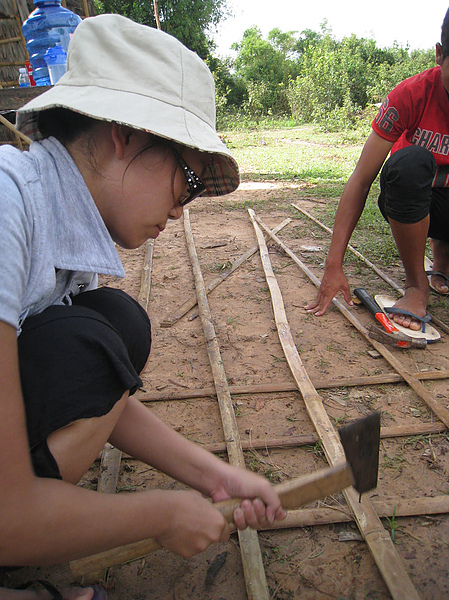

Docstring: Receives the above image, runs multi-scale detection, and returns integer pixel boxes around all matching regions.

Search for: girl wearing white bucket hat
[0,14,285,599]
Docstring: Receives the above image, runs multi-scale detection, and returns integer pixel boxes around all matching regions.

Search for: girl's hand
[155,490,229,558]
[209,465,287,530]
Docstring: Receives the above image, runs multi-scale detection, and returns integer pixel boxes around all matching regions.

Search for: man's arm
[306,131,394,315]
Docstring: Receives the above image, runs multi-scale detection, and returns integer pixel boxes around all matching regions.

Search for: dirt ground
[4,182,449,599]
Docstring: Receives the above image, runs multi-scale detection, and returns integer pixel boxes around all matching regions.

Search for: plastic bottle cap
[44,45,67,65]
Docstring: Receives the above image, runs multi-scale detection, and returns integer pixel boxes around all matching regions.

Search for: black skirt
[17,287,152,479]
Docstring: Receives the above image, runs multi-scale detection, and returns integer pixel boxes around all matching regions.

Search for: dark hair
[37,107,180,197]
[36,107,97,144]
[442,8,449,59]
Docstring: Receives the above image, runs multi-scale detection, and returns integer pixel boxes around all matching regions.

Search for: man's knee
[378,146,436,224]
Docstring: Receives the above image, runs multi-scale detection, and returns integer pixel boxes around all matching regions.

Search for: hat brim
[17,84,240,197]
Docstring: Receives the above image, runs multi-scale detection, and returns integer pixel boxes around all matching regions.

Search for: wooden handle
[70,462,353,577]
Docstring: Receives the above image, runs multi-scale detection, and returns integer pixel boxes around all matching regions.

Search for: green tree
[287,27,435,130]
[232,26,301,115]
[94,0,231,59]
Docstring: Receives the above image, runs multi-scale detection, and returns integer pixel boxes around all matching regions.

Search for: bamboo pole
[110,420,447,462]
[152,0,161,29]
[0,113,31,145]
[137,238,154,312]
[260,494,449,531]
[292,203,449,335]
[184,210,270,600]
[200,421,448,454]
[248,208,421,600]
[138,369,449,403]
[160,218,291,327]
[253,212,449,430]
[0,36,21,44]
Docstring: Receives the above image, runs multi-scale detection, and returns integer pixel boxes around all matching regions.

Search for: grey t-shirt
[0,137,125,331]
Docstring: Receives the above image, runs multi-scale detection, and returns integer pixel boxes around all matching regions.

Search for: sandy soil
[3,183,449,599]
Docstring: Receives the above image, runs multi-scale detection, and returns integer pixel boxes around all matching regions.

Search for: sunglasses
[171,148,207,206]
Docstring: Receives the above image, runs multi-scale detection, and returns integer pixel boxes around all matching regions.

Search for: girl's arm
[109,396,286,528]
[0,320,228,564]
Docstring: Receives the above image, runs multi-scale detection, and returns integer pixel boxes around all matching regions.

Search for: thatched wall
[0,0,96,88]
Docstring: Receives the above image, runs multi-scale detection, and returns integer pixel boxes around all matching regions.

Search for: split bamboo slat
[137,238,154,312]
[248,208,421,600]
[113,420,446,462]
[183,209,270,600]
[195,421,447,455]
[291,202,449,336]
[91,240,155,577]
[139,369,449,403]
[261,494,449,532]
[252,212,449,430]
[160,218,292,327]
[0,112,30,147]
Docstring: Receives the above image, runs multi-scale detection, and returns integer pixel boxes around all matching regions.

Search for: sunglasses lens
[173,149,206,206]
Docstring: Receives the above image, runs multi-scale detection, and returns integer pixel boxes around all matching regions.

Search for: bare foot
[390,285,429,331]
[0,586,96,600]
[429,238,449,294]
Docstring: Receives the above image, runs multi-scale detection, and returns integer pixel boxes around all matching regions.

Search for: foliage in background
[219,22,436,130]
[94,0,231,59]
[93,2,437,131]
[223,124,397,265]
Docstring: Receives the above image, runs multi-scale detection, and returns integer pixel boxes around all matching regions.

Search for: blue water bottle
[22,0,82,86]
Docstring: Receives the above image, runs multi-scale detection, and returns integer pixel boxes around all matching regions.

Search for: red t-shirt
[372,66,449,186]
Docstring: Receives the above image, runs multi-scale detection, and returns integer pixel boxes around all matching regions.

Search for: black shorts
[18,287,152,479]
[378,145,449,241]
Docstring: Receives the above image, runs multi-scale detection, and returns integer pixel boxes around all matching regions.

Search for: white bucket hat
[16,13,239,197]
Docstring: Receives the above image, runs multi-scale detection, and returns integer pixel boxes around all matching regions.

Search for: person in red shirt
[307,8,449,330]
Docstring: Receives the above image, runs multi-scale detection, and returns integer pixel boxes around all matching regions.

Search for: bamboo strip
[183,210,270,600]
[110,421,446,462]
[137,238,154,312]
[137,369,449,403]
[94,238,155,575]
[259,494,449,531]
[248,208,421,600]
[0,113,31,145]
[253,212,449,429]
[201,421,447,454]
[97,444,121,494]
[292,202,449,335]
[0,36,21,44]
[0,60,26,67]
[160,218,292,327]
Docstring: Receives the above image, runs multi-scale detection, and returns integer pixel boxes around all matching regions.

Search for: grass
[224,124,361,196]
[221,120,400,267]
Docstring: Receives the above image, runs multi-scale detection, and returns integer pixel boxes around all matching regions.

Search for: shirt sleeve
[0,170,31,330]
[371,80,414,143]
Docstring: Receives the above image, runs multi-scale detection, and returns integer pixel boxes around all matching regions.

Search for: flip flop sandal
[424,256,449,296]
[374,294,441,343]
[16,580,107,599]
